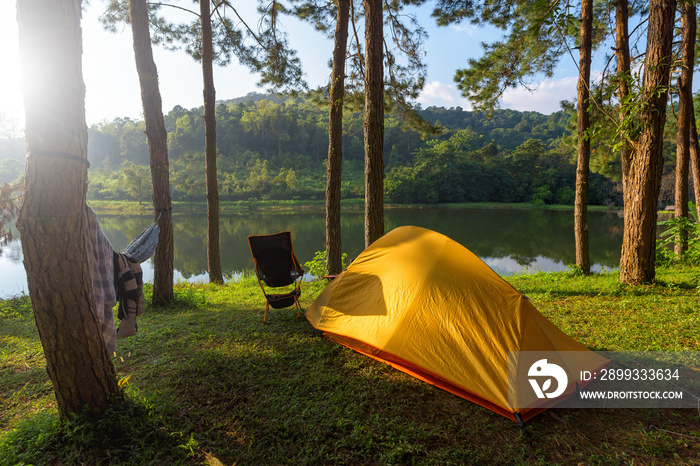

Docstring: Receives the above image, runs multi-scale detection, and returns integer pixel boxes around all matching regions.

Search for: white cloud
[452,24,480,37]
[417,81,473,110]
[417,77,580,114]
[501,77,578,114]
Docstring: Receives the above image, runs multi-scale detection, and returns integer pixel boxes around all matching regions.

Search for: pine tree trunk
[616,0,631,196]
[201,0,223,284]
[129,0,174,305]
[363,0,384,248]
[690,113,700,222]
[326,0,350,275]
[619,0,676,284]
[16,0,120,419]
[575,0,592,274]
[674,2,695,256]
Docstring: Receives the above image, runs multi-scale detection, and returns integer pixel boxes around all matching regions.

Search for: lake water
[0,207,624,298]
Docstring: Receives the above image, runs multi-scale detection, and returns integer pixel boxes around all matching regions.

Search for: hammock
[122,213,162,263]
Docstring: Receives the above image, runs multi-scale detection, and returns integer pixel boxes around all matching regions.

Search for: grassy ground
[1,268,699,465]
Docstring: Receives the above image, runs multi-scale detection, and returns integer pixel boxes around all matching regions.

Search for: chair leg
[264,300,269,323]
[294,297,301,318]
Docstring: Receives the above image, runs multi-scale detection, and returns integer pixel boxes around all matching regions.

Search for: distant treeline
[1,93,625,205]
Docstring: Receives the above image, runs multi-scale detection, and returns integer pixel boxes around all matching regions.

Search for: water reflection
[0,208,623,297]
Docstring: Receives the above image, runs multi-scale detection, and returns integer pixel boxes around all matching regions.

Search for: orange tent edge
[319,330,550,422]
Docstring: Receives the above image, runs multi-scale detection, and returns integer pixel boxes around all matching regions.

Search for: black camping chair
[248,231,304,322]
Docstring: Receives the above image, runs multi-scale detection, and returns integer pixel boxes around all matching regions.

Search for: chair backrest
[248,231,304,287]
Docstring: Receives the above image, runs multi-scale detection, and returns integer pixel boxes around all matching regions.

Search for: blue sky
[0,1,584,128]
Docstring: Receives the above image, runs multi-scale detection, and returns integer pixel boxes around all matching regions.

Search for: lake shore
[1,206,626,298]
[87,199,618,215]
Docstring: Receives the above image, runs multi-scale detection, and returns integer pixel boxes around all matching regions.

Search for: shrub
[656,216,700,266]
[304,250,348,278]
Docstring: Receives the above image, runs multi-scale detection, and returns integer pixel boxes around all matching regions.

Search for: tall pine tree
[17,0,121,419]
[128,0,175,305]
[326,0,350,274]
[619,0,676,284]
[575,0,593,274]
[363,0,385,247]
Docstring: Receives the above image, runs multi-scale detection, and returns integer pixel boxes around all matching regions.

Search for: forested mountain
[2,93,623,205]
[86,93,570,168]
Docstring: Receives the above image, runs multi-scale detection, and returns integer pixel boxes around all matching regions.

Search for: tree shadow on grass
[0,396,193,465]
[127,310,700,466]
[5,293,697,465]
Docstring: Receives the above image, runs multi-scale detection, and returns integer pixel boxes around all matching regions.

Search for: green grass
[383,202,615,212]
[1,269,699,465]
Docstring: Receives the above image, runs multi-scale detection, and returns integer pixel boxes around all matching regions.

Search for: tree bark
[16,0,120,419]
[575,0,592,274]
[201,0,223,284]
[619,0,676,284]
[129,0,174,305]
[690,112,700,222]
[616,0,631,197]
[363,0,384,248]
[674,2,695,256]
[326,0,350,275]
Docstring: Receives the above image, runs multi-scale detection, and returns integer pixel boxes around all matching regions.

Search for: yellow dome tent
[305,226,607,422]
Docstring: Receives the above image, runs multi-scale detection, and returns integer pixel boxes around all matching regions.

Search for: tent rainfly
[305,226,607,422]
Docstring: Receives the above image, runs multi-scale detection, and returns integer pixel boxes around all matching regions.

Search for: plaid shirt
[87,207,117,354]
